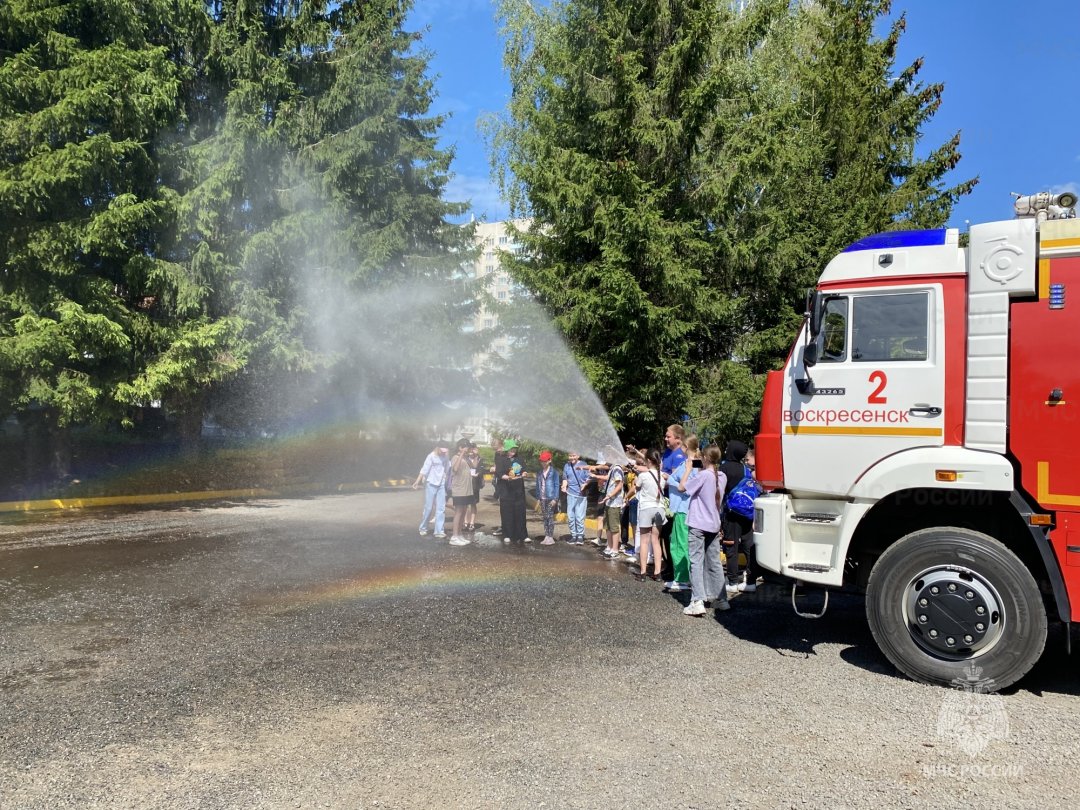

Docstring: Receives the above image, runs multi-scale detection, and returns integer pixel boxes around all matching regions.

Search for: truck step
[789,562,832,573]
[791,512,840,523]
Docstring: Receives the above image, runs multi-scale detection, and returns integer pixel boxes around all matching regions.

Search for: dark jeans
[724,514,758,585]
[660,517,674,582]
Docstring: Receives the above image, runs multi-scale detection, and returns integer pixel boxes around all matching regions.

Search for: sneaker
[737,582,757,593]
[574,537,586,545]
[603,548,619,559]
[683,600,707,617]
[714,599,732,612]
[664,581,683,592]
[726,582,741,597]
[503,537,511,544]
[434,532,447,539]
[624,554,638,564]
[591,537,605,547]
[523,537,533,543]
[541,536,555,545]
[419,529,428,536]
[449,536,471,546]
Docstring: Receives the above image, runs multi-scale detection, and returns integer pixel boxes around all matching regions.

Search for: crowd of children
[411,425,761,616]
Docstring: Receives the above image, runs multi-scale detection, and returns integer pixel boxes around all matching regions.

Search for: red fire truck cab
[753,191,1080,691]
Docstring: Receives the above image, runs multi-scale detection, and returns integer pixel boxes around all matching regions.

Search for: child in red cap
[536,450,560,544]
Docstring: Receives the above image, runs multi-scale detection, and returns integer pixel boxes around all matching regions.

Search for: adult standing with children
[665,435,697,592]
[412,440,450,539]
[659,424,687,582]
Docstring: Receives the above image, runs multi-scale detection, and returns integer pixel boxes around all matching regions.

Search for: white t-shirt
[635,468,665,510]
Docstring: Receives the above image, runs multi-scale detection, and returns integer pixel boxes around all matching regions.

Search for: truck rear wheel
[865,526,1046,691]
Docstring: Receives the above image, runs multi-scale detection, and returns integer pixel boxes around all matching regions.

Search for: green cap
[503,438,518,450]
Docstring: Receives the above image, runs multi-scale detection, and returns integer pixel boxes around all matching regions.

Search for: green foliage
[1,0,471,453]
[0,0,196,427]
[703,0,975,365]
[491,0,740,440]
[492,0,974,443]
[180,0,473,436]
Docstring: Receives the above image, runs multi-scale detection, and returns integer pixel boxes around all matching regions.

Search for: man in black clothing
[720,440,760,595]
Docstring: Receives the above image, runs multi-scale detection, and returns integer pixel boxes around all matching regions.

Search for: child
[682,445,730,615]
[597,462,625,560]
[632,449,666,581]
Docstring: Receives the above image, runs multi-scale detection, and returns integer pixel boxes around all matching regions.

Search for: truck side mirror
[803,342,819,368]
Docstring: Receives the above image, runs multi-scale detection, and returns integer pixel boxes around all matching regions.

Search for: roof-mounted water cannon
[1012,190,1077,221]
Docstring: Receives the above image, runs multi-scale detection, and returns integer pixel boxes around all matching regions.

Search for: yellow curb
[0,479,414,513]
[0,488,277,513]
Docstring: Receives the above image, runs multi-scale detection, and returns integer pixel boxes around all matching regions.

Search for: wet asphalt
[1,491,1078,809]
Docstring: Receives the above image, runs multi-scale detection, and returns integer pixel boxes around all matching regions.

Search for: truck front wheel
[865,526,1046,691]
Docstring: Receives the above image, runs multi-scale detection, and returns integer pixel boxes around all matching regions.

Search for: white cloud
[445,172,510,222]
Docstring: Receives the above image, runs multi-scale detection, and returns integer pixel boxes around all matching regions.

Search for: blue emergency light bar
[842,229,947,253]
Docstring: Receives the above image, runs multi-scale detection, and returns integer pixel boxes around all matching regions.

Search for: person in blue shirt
[561,451,591,545]
[658,424,688,581]
[665,434,698,591]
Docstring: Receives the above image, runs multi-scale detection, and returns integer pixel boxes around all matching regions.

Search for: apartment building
[456,219,529,444]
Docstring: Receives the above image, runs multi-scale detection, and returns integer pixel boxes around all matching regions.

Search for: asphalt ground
[1,490,1077,809]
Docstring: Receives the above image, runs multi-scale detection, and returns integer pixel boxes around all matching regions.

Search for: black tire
[865,526,1046,691]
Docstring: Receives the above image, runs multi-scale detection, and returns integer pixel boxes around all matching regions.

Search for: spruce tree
[493,0,974,443]
[492,0,739,440]
[0,0,200,475]
[692,0,976,438]
[122,0,472,441]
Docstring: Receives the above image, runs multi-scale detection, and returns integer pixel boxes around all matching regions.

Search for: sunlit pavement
[1,491,1076,808]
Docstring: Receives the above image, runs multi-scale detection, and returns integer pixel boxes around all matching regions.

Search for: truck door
[781,284,947,496]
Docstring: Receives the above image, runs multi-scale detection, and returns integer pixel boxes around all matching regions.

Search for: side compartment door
[782,284,946,496]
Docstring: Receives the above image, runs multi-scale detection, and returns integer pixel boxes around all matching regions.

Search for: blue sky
[411,1,1080,230]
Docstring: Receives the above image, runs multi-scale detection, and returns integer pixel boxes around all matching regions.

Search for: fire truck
[753,190,1080,691]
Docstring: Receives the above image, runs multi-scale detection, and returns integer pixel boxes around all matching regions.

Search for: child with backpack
[720,440,763,596]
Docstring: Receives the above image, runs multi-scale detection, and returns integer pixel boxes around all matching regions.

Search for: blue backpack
[725,466,762,520]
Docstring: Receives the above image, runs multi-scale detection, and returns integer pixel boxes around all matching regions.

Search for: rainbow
[264,552,609,613]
